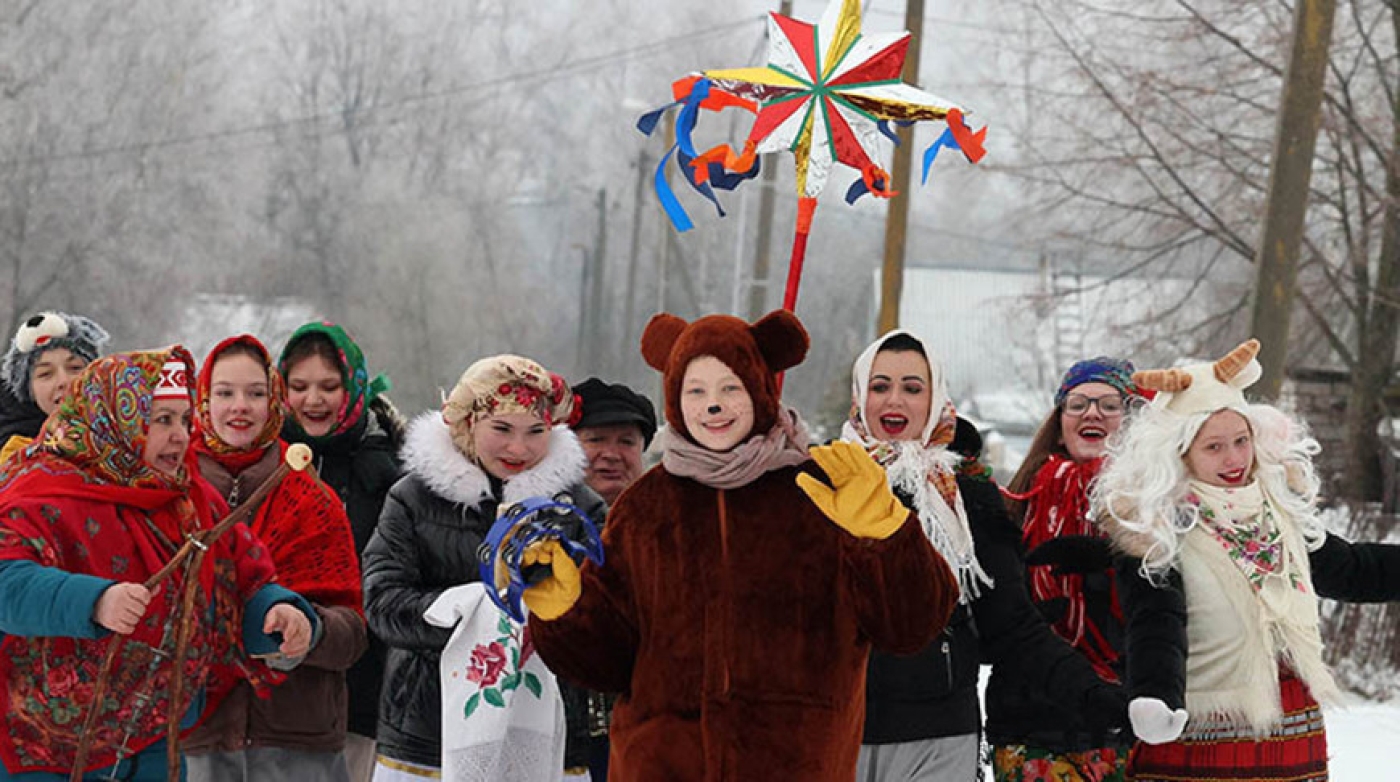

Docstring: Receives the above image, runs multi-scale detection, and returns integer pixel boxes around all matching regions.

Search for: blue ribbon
[635,78,761,232]
[877,119,911,147]
[921,125,962,185]
[844,171,890,204]
[653,144,695,232]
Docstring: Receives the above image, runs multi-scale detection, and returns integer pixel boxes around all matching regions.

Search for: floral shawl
[0,348,277,773]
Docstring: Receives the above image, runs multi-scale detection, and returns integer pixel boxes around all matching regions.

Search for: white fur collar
[401,412,588,509]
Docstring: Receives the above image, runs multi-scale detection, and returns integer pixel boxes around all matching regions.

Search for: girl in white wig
[845,330,1127,782]
[1094,339,1400,782]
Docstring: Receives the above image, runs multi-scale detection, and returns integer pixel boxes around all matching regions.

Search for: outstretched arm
[1116,555,1187,710]
[965,480,1128,733]
[798,443,959,654]
[1309,532,1400,603]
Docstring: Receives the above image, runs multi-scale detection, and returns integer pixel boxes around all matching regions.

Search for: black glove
[1081,682,1131,735]
[1025,535,1113,576]
[1034,596,1069,625]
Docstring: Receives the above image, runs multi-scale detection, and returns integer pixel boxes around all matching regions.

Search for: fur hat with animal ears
[1132,339,1262,417]
[641,310,809,443]
[2,312,111,403]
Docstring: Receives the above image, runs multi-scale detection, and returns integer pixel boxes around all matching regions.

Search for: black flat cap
[571,377,658,448]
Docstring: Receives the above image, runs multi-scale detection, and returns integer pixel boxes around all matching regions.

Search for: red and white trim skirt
[1128,670,1328,782]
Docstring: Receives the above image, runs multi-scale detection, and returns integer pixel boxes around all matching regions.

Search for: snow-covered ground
[1325,692,1400,779]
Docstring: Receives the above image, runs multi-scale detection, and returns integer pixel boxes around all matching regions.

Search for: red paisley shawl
[193,335,361,613]
[1019,454,1122,682]
[0,348,278,774]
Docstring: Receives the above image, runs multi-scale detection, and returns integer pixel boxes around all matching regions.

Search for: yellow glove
[520,540,582,621]
[796,441,908,540]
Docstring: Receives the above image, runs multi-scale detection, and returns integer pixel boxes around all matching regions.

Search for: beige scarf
[662,406,810,490]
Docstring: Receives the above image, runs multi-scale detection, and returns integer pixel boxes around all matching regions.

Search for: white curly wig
[1091,400,1327,582]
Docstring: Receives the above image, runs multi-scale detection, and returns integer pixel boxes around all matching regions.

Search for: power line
[2,15,766,168]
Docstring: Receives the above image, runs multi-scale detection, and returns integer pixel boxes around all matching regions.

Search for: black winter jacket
[865,421,1125,746]
[284,396,406,739]
[984,486,1130,751]
[0,382,45,446]
[1118,531,1400,711]
[363,414,606,769]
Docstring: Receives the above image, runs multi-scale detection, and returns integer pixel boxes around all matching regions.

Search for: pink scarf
[662,407,810,490]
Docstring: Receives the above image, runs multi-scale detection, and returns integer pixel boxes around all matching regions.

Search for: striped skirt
[1127,672,1327,782]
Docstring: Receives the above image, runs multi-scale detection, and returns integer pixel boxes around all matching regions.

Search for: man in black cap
[570,377,658,506]
[562,378,657,782]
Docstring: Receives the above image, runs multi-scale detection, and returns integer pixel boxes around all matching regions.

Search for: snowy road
[1325,694,1400,780]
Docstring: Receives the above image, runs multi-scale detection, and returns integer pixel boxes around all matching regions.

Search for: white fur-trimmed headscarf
[842,329,991,602]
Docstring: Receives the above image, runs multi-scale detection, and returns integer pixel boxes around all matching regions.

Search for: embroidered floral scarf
[1187,480,1306,594]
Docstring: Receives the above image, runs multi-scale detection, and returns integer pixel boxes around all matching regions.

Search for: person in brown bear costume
[522,310,958,781]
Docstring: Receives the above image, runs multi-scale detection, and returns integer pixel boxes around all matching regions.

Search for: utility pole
[589,188,608,373]
[877,0,925,334]
[624,149,649,369]
[1248,0,1337,399]
[748,0,792,319]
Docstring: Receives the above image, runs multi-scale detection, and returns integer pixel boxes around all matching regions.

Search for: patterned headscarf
[441,355,578,460]
[841,330,991,602]
[1055,356,1138,405]
[28,346,196,492]
[277,322,389,444]
[194,335,286,471]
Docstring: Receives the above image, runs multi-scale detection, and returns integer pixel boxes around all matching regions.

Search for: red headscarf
[193,335,362,613]
[193,335,286,471]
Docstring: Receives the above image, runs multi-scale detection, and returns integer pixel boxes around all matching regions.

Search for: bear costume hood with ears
[641,310,809,443]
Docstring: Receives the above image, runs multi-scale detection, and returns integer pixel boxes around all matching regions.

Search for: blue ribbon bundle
[637,77,762,232]
[477,495,604,623]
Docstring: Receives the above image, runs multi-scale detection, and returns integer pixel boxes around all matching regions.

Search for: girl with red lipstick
[990,357,1143,781]
[842,331,1127,782]
[361,355,605,779]
[184,336,367,782]
[1094,340,1400,782]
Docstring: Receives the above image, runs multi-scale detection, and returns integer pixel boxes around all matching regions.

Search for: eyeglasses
[1063,393,1127,417]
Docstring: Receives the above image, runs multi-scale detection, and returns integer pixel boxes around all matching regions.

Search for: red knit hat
[641,310,809,442]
